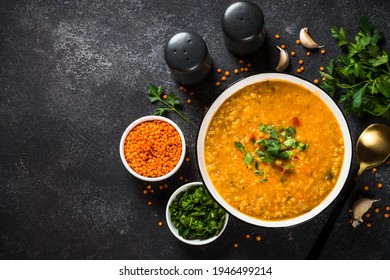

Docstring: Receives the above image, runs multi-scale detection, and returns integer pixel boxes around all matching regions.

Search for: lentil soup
[204,79,345,221]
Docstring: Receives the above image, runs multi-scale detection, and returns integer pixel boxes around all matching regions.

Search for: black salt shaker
[164,31,212,86]
[222,1,266,57]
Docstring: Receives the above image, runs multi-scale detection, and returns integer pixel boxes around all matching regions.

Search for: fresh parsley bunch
[320,17,390,119]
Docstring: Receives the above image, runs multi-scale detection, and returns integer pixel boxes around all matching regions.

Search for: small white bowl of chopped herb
[119,115,186,182]
[166,182,229,245]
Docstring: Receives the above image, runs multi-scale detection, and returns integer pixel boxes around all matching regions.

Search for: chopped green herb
[169,185,226,240]
[147,84,189,123]
[244,152,254,165]
[286,127,296,136]
[259,124,274,133]
[254,169,264,175]
[234,141,245,153]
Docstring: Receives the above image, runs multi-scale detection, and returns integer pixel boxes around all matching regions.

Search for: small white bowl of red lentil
[119,115,186,182]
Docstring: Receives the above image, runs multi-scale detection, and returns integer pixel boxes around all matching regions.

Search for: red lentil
[187,99,192,104]
[386,206,390,211]
[374,207,380,213]
[314,79,319,84]
[299,59,304,65]
[320,66,325,71]
[365,212,371,218]
[234,69,239,74]
[321,49,326,55]
[366,222,372,228]
[306,51,311,57]
[364,185,369,191]
[233,243,239,248]
[275,34,280,39]
[124,120,182,178]
[215,81,221,87]
[147,201,152,206]
[255,235,261,241]
[217,68,222,73]
[372,167,377,172]
[295,39,301,45]
[385,213,390,219]
[158,221,163,227]
[245,233,251,239]
[225,71,230,77]
[281,44,286,49]
[378,183,383,189]
[221,76,227,81]
[291,51,296,57]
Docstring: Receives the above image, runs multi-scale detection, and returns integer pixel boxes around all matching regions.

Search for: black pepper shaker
[164,31,212,86]
[222,1,266,57]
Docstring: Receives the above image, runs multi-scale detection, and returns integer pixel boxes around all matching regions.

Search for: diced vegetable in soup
[204,80,344,221]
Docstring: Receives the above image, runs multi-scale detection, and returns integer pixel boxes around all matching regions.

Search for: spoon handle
[306,168,358,259]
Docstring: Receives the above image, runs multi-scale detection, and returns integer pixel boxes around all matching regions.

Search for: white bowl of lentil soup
[119,115,186,182]
[166,182,229,245]
[197,73,352,227]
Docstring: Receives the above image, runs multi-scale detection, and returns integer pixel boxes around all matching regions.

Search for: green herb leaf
[234,141,245,153]
[259,124,274,133]
[254,169,264,175]
[244,152,254,165]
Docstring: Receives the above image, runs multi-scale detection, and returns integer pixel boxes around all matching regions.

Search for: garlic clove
[352,198,379,228]
[275,46,289,72]
[299,27,324,49]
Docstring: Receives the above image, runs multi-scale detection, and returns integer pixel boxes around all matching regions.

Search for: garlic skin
[352,198,379,228]
[275,46,289,72]
[299,27,324,49]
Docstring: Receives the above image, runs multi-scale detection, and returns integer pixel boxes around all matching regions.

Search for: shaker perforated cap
[222,1,266,56]
[164,31,212,85]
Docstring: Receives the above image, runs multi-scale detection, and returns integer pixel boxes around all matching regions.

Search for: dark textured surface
[0,0,390,260]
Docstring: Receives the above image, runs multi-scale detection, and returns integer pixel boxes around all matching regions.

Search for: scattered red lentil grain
[348,208,353,213]
[245,234,251,239]
[184,178,189,182]
[124,120,182,178]
[221,76,227,81]
[247,63,252,67]
[215,81,221,87]
[217,68,222,73]
[314,79,319,84]
[158,221,163,227]
[190,91,195,96]
[244,67,249,72]
[239,59,244,64]
[300,66,305,72]
[179,176,183,180]
[185,157,190,162]
[255,235,261,241]
[291,51,296,57]
[159,185,164,190]
[386,206,390,211]
[143,189,148,195]
[372,167,377,172]
[322,77,326,81]
[366,222,372,228]
[378,183,383,189]
[240,67,245,72]
[225,71,230,77]
[187,99,192,104]
[281,44,286,49]
[275,34,280,39]
[299,59,304,65]
[297,68,302,73]
[147,201,152,206]
[146,185,152,190]
[234,69,239,74]
[183,88,188,93]
[295,39,301,45]
[164,184,168,189]
[320,66,325,71]
[162,94,168,100]
[233,243,239,248]
[374,207,380,213]
[150,189,155,193]
[349,218,353,224]
[179,86,184,91]
[306,51,311,57]
[365,212,371,218]
[385,213,390,219]
[321,49,326,55]
[364,185,369,191]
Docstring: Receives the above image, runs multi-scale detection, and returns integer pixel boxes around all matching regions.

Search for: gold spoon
[307,123,390,259]
[355,124,390,179]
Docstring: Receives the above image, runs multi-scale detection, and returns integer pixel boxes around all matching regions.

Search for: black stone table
[1,0,389,260]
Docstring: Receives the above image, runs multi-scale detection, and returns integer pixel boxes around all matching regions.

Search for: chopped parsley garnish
[233,122,308,183]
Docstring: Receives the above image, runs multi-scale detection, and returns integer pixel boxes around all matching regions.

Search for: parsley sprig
[320,17,390,118]
[147,84,189,123]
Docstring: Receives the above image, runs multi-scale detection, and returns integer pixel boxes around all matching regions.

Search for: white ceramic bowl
[197,73,352,228]
[166,182,229,245]
[119,115,186,182]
